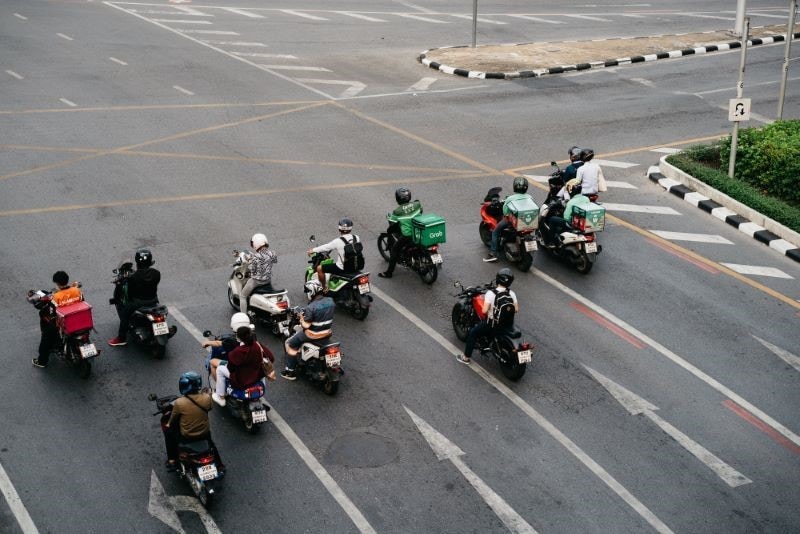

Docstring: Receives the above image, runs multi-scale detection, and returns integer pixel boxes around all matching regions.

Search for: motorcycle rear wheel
[244,415,260,434]
[418,255,438,285]
[451,303,471,342]
[323,378,339,396]
[574,251,593,274]
[377,233,393,262]
[518,251,533,272]
[498,339,526,381]
[79,360,92,379]
[351,304,369,320]
[153,344,166,360]
[188,470,213,508]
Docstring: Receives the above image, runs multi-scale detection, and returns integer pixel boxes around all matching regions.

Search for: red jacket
[227,341,263,389]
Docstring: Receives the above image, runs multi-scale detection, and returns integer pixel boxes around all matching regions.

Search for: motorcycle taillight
[358,276,369,285]
[518,343,532,351]
[584,234,595,242]
[325,346,340,355]
[197,454,215,465]
[428,245,439,252]
[147,314,165,322]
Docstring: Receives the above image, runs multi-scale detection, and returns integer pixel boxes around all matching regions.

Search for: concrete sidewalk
[420,24,798,79]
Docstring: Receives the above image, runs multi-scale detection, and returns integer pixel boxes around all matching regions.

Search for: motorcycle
[227,250,291,336]
[450,281,532,381]
[284,307,343,395]
[27,288,100,379]
[478,187,538,272]
[202,330,271,434]
[535,197,603,275]
[305,236,372,320]
[149,393,223,507]
[110,261,177,358]
[377,215,444,285]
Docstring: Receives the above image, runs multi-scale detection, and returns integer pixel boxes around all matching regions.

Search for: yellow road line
[0,100,326,115]
[0,145,101,154]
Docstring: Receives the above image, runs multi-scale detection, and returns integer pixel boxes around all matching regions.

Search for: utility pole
[777,0,798,119]
[729,18,750,179]
[734,0,747,37]
[471,0,478,47]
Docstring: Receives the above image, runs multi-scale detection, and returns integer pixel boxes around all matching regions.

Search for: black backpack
[341,236,365,272]
[488,289,515,329]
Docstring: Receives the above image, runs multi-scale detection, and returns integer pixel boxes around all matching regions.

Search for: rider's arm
[312,238,339,254]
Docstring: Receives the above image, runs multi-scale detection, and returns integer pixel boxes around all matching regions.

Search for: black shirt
[128,267,160,301]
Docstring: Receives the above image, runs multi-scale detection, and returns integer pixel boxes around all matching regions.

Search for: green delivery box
[571,203,606,233]
[411,213,447,247]
[506,196,539,231]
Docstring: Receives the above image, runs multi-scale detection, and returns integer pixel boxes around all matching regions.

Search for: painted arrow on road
[148,470,221,533]
[404,407,538,534]
[584,367,752,488]
[293,78,366,98]
[752,335,800,373]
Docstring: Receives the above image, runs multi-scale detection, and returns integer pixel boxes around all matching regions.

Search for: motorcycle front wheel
[377,233,394,262]
[227,286,238,310]
[451,303,471,342]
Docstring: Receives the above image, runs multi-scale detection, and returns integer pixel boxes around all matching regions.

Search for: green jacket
[564,195,590,223]
[388,200,422,237]
[502,193,535,216]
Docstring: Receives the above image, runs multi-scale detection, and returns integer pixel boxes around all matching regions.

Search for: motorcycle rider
[307,218,362,292]
[281,279,335,380]
[484,176,533,263]
[564,146,584,181]
[209,313,273,407]
[575,148,603,199]
[108,248,160,347]
[457,268,519,365]
[239,233,278,316]
[544,181,590,244]
[378,187,422,279]
[163,371,224,472]
[31,271,84,368]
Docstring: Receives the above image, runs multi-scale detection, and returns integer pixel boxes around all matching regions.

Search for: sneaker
[483,253,498,263]
[107,336,127,347]
[281,368,297,381]
[377,271,392,279]
[165,460,178,472]
[456,354,471,365]
[31,358,47,368]
[211,393,226,407]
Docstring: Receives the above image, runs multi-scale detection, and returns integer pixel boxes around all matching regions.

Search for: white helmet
[304,279,323,301]
[230,312,254,331]
[250,233,268,250]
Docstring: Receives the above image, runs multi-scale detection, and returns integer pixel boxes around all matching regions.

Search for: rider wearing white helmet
[239,233,278,315]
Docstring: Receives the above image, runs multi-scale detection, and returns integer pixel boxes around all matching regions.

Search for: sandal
[456,354,471,365]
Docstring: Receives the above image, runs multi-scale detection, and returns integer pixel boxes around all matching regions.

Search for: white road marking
[630,77,655,88]
[394,1,437,13]
[178,30,239,35]
[396,13,450,23]
[406,77,437,91]
[602,203,681,215]
[507,14,564,24]
[173,5,212,17]
[172,85,195,95]
[523,174,550,183]
[533,268,800,448]
[695,77,800,95]
[130,10,194,15]
[563,14,613,22]
[281,9,328,21]
[57,33,74,41]
[371,287,673,534]
[0,460,38,533]
[167,307,377,534]
[152,19,213,24]
[5,70,23,80]
[585,367,752,488]
[743,12,791,19]
[621,13,646,18]
[109,56,128,65]
[752,335,800,373]
[59,98,77,107]
[406,408,538,533]
[605,180,638,189]
[232,52,297,59]
[201,40,266,47]
[683,13,735,21]
[594,159,639,169]
[14,13,27,20]
[720,263,793,279]
[337,11,386,22]
[294,78,366,98]
[148,471,187,533]
[259,65,330,72]
[222,7,263,18]
[649,231,733,244]
[450,14,507,24]
[344,84,487,100]
[651,147,682,154]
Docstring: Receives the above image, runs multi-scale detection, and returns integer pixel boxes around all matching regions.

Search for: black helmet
[338,218,353,233]
[579,148,595,162]
[512,176,529,194]
[52,271,69,287]
[496,268,514,288]
[395,187,411,205]
[135,248,153,269]
[178,371,202,395]
[569,146,581,161]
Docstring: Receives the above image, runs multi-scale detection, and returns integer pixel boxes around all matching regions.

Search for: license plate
[358,282,370,294]
[251,409,267,424]
[524,240,538,252]
[325,352,341,367]
[430,253,443,264]
[198,464,218,481]
[153,321,169,335]
[517,349,532,364]
[79,343,97,358]
[584,242,598,254]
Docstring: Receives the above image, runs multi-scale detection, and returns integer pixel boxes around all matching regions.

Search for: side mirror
[112,268,118,274]
[202,330,212,337]
[147,393,157,401]
[309,235,316,243]
[550,161,557,166]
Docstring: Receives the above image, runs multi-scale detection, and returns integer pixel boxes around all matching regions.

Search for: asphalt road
[1,1,798,533]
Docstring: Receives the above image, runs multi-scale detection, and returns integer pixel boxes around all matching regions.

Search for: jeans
[386,235,412,274]
[464,321,496,358]
[38,321,60,364]
[240,278,273,314]
[490,219,510,255]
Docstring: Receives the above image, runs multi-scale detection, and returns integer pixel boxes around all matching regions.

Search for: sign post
[471,0,478,47]
[777,0,797,119]
[728,17,750,179]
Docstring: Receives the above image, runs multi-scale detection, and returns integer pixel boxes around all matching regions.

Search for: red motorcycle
[478,187,539,272]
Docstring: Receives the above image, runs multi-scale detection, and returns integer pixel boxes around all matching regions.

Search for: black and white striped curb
[419,30,800,80]
[647,167,800,264]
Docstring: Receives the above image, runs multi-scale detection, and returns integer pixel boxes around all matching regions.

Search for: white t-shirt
[576,161,604,195]
[484,287,518,314]
[312,234,357,269]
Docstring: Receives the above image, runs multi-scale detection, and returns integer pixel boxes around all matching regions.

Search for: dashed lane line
[202,40,267,47]
[57,33,74,41]
[257,65,331,72]
[649,231,734,245]
[450,14,507,24]
[752,335,800,374]
[178,29,239,35]
[507,14,564,24]
[59,98,77,107]
[109,57,128,65]
[280,9,328,21]
[173,5,212,17]
[6,70,24,80]
[563,14,613,22]
[172,85,194,95]
[395,13,449,23]
[13,13,27,20]
[222,7,263,18]
[0,461,38,533]
[336,11,386,22]
[232,52,297,59]
[152,18,213,24]
[602,203,682,215]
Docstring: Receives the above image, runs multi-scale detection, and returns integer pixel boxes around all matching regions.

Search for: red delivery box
[56,301,94,334]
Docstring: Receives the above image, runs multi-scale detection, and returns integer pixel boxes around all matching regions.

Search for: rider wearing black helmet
[457,268,520,365]
[485,176,534,263]
[379,187,423,279]
[307,218,363,291]
[109,248,161,346]
[576,148,603,197]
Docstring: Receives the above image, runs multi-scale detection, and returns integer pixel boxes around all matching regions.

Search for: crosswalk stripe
[720,263,793,279]
[396,13,450,23]
[563,14,613,22]
[523,175,550,183]
[594,159,639,169]
[281,9,328,21]
[179,30,239,35]
[201,40,267,47]
[507,14,564,24]
[174,6,212,17]
[233,52,297,59]
[605,180,637,189]
[602,203,682,215]
[337,11,386,22]
[683,13,736,21]
[406,77,437,91]
[258,65,331,72]
[152,19,213,24]
[450,14,507,24]
[223,8,264,18]
[650,231,733,244]
[651,147,682,154]
[621,14,646,18]
[294,79,366,98]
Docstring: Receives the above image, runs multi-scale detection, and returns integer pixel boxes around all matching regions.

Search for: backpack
[340,236,365,272]
[488,289,515,329]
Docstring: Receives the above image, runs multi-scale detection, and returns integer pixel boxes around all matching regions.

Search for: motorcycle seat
[137,304,166,314]
[227,381,265,400]
[178,438,212,454]
[253,286,286,295]
[502,326,522,339]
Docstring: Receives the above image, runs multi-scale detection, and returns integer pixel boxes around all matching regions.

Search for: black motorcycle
[110,261,177,358]
[377,228,441,284]
[451,281,532,381]
[284,307,343,395]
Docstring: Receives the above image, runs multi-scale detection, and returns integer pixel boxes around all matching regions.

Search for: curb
[646,164,800,264]
[419,31,800,80]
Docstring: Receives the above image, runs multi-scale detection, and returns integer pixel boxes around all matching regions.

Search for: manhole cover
[325,432,398,468]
